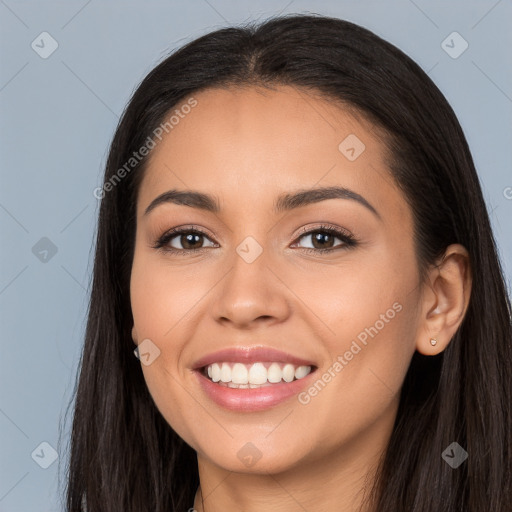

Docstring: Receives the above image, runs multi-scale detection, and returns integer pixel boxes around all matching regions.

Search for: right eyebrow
[144,190,220,216]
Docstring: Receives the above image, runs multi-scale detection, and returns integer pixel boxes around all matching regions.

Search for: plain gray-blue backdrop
[1,1,511,510]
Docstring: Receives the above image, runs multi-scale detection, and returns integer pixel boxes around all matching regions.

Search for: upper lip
[192,346,318,370]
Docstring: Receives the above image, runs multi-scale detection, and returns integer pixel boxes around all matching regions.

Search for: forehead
[137,85,408,222]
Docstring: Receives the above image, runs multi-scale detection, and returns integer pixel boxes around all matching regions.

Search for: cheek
[287,248,418,424]
[291,293,418,459]
[285,241,417,351]
[129,244,232,426]
[129,251,204,445]
[130,248,210,343]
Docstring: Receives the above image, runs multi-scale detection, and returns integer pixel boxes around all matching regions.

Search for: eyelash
[152,224,358,256]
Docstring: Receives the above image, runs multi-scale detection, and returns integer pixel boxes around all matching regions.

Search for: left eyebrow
[273,185,381,219]
[143,185,381,220]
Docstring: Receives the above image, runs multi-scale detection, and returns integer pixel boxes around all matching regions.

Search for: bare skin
[129,85,471,512]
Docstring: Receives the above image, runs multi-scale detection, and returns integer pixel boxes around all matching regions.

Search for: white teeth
[294,365,311,379]
[204,361,313,386]
[211,363,221,382]
[231,363,248,384]
[227,382,250,389]
[267,363,282,383]
[220,363,231,383]
[248,362,268,385]
[282,364,295,382]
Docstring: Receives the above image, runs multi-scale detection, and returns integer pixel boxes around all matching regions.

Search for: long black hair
[62,13,512,512]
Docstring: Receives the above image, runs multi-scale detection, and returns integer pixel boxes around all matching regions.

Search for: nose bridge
[211,233,290,326]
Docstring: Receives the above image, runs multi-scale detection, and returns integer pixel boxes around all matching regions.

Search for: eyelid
[293,223,353,239]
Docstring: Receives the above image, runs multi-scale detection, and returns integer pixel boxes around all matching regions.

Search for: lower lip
[194,369,317,412]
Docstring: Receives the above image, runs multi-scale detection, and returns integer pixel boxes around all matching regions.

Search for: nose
[211,247,291,329]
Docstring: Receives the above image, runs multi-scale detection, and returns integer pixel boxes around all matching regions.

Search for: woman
[64,13,512,512]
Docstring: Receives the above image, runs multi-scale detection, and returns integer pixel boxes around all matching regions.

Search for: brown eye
[153,227,217,253]
[293,226,356,253]
[174,232,205,250]
[302,231,339,250]
[167,231,216,251]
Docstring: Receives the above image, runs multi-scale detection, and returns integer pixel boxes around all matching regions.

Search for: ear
[132,326,139,345]
[416,244,472,355]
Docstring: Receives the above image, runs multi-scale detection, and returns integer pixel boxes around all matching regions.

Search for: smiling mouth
[200,361,317,389]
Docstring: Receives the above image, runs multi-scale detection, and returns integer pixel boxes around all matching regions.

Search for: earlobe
[132,326,138,345]
[417,331,445,356]
[416,244,472,356]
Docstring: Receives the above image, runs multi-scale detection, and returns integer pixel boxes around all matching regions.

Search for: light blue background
[1,1,511,510]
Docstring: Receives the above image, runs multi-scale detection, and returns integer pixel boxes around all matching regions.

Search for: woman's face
[130,85,424,474]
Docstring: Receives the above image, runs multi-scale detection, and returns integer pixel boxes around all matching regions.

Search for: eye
[291,225,357,253]
[152,226,217,254]
[152,224,357,255]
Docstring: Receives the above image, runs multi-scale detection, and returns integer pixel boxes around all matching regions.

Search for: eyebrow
[143,186,380,219]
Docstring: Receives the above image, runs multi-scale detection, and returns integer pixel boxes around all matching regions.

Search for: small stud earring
[430,338,437,346]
